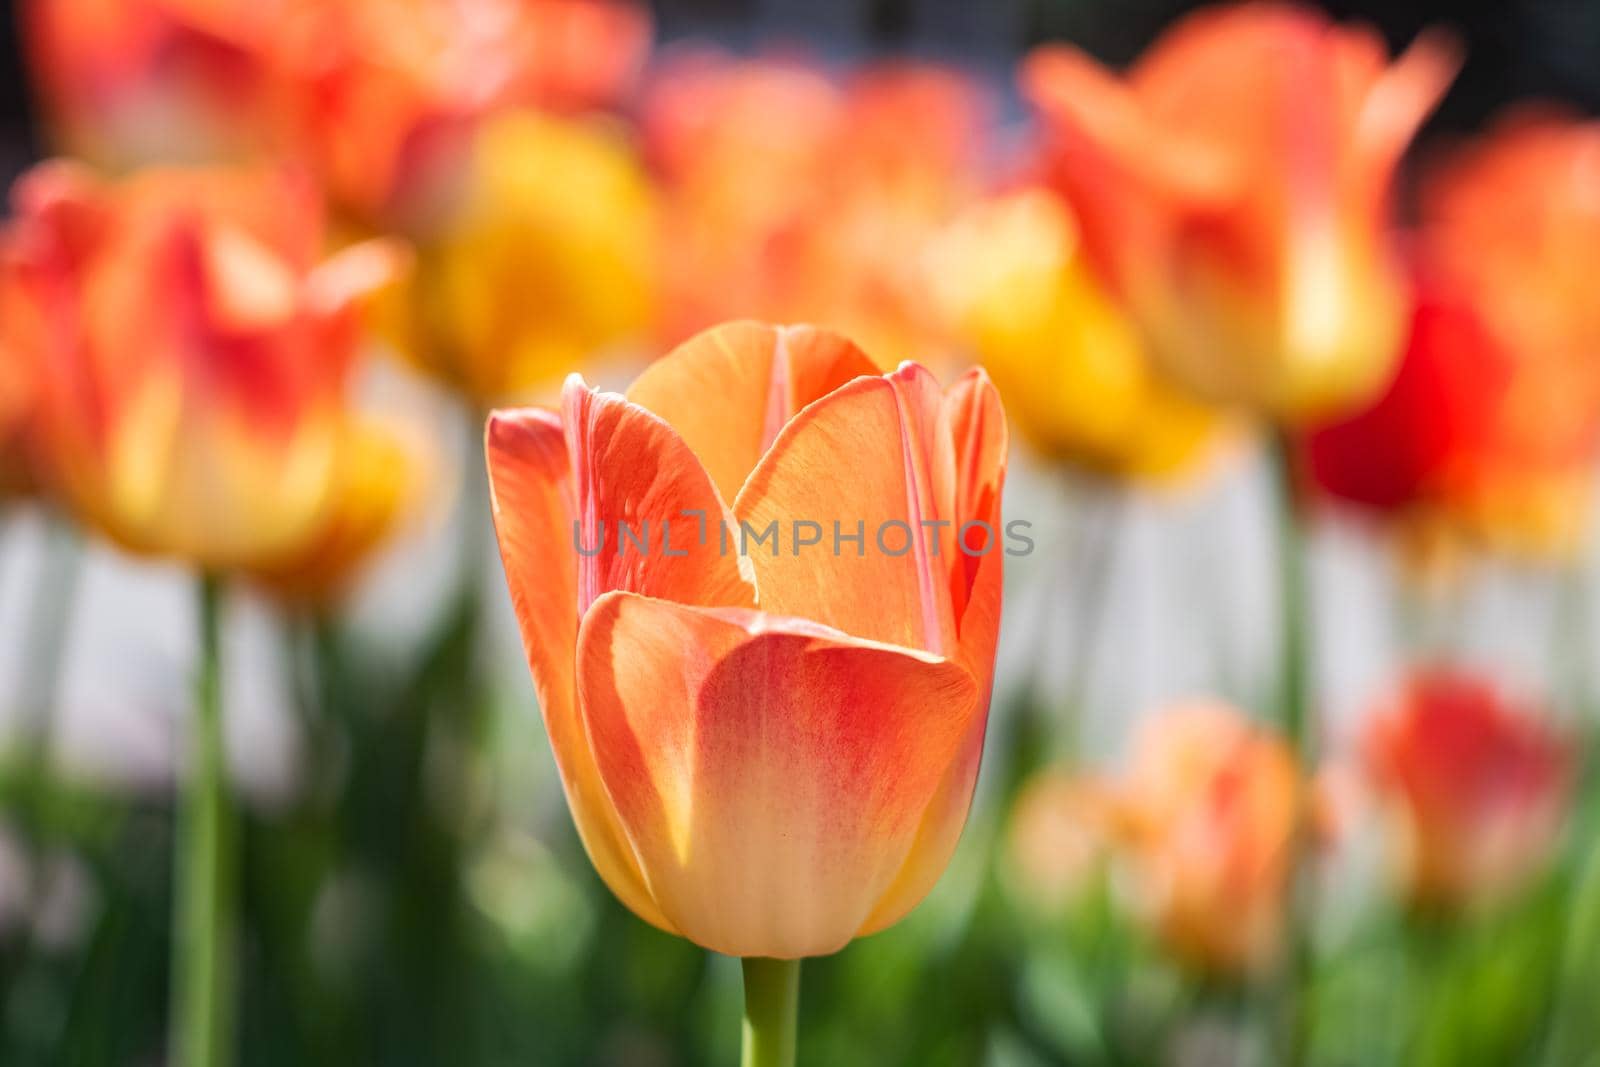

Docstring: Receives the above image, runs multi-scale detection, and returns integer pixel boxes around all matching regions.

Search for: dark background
[0,0,1596,189]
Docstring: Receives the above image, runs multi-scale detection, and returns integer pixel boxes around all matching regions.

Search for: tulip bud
[486,321,1007,957]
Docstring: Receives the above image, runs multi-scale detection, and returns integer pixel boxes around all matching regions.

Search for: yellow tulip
[387,111,657,406]
[936,188,1220,481]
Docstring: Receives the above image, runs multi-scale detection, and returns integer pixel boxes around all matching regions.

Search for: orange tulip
[1417,112,1600,556]
[21,0,290,169]
[1022,4,1459,422]
[486,321,1007,957]
[1364,668,1571,911]
[643,53,989,366]
[1307,114,1600,560]
[1,161,405,571]
[1119,703,1300,976]
[276,0,652,228]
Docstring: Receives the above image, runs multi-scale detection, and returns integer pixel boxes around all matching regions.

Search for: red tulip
[1365,668,1571,910]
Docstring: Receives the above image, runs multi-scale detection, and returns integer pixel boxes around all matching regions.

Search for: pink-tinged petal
[304,237,411,319]
[732,363,960,655]
[862,367,1008,933]
[625,321,879,503]
[1354,28,1462,183]
[485,408,669,931]
[560,374,756,614]
[576,591,980,957]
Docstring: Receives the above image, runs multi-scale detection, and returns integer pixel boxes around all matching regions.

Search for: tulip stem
[172,575,235,1067]
[1269,431,1314,1067]
[741,957,800,1067]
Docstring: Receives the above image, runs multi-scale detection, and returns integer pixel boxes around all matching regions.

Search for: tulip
[20,0,290,169]
[935,187,1221,481]
[1,161,405,572]
[1364,668,1571,911]
[384,111,656,407]
[643,53,989,366]
[0,159,405,1067]
[1308,113,1600,560]
[1119,703,1300,976]
[487,321,1005,1058]
[277,0,652,228]
[1022,4,1459,423]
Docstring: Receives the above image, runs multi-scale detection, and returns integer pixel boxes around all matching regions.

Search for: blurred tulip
[243,416,426,607]
[0,161,406,571]
[21,0,290,169]
[486,321,1006,957]
[278,0,652,228]
[1023,4,1459,423]
[385,111,656,406]
[1364,668,1571,911]
[643,52,989,366]
[1005,768,1121,914]
[935,187,1221,481]
[1309,113,1600,559]
[1120,703,1300,976]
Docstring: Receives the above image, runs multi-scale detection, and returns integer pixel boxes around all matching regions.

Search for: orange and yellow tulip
[1022,3,1459,423]
[935,187,1221,481]
[486,321,1006,957]
[1119,703,1300,976]
[21,0,290,169]
[384,110,657,406]
[1364,668,1571,911]
[643,53,989,366]
[277,0,652,228]
[1,161,405,572]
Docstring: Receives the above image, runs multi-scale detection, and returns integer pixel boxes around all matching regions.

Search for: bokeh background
[0,1,1597,1065]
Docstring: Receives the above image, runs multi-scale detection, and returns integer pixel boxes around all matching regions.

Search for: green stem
[1269,432,1314,1067]
[171,575,235,1067]
[741,957,800,1067]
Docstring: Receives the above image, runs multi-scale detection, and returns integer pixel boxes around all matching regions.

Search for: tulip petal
[1021,46,1234,203]
[576,591,979,957]
[486,407,671,931]
[626,321,879,502]
[560,376,755,613]
[732,363,964,655]
[1355,28,1462,181]
[862,367,1008,933]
